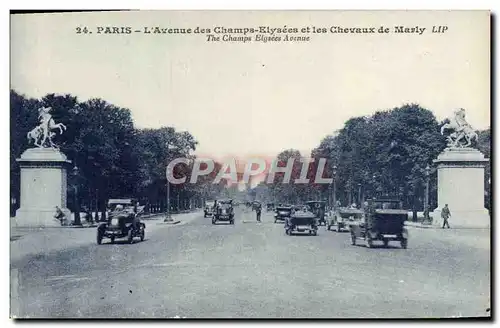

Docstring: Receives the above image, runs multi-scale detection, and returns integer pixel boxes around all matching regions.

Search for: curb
[405,223,490,230]
[405,223,436,229]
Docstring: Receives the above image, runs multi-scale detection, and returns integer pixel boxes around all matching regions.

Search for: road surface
[11,208,490,318]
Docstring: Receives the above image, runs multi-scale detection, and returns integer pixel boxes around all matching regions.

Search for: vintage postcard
[9,10,491,319]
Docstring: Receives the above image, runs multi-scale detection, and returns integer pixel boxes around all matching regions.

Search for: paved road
[11,208,490,318]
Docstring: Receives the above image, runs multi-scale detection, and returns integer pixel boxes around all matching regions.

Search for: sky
[10,10,491,160]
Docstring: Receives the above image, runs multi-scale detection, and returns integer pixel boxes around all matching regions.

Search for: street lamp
[424,164,431,224]
[164,143,179,222]
[72,164,81,226]
[357,183,362,207]
[332,165,338,210]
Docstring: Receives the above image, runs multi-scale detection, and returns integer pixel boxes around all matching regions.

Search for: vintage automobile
[204,200,216,218]
[212,199,235,225]
[285,209,318,236]
[274,205,293,223]
[349,198,408,248]
[266,203,275,211]
[97,198,145,245]
[305,201,327,226]
[327,207,364,232]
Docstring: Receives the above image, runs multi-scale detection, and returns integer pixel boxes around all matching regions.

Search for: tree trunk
[94,191,100,222]
[100,196,107,221]
[412,196,418,222]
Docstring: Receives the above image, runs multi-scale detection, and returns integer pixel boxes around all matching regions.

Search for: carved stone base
[14,148,72,228]
[431,147,489,228]
[13,208,71,228]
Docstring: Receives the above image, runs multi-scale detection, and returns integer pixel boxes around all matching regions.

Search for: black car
[97,199,145,244]
[213,199,235,225]
[285,209,318,236]
[350,198,408,248]
[305,201,327,226]
[204,200,216,218]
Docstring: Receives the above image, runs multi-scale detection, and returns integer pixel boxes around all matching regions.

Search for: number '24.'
[76,26,90,34]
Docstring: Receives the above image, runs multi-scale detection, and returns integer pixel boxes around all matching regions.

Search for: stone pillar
[14,148,72,228]
[431,147,490,228]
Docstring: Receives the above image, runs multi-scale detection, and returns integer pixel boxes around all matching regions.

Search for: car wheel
[140,228,145,241]
[127,229,134,244]
[327,225,331,231]
[97,230,103,245]
[336,225,341,233]
[230,220,234,225]
[351,232,356,245]
[110,236,115,244]
[311,229,317,236]
[383,238,389,247]
[212,219,216,225]
[401,238,408,249]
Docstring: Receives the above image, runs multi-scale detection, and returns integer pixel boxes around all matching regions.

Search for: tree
[311,104,447,215]
[267,149,306,204]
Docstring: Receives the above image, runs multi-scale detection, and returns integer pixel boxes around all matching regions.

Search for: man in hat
[441,204,451,229]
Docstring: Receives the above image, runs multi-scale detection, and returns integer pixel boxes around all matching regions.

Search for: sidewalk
[10,210,202,263]
[405,221,438,229]
[405,221,490,229]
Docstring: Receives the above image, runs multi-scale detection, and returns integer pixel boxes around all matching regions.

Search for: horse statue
[440,108,478,148]
[27,106,67,149]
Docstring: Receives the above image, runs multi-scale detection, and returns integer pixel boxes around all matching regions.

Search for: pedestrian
[256,205,262,222]
[54,206,66,226]
[441,204,451,229]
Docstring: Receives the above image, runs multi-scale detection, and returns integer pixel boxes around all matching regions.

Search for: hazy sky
[11,10,490,159]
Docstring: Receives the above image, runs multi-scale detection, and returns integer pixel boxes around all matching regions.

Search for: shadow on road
[352,243,406,249]
[99,239,149,245]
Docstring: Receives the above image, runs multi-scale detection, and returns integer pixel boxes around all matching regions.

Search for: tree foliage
[10,90,222,215]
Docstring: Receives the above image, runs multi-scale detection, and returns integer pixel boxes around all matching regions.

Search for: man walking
[256,204,262,222]
[441,204,451,229]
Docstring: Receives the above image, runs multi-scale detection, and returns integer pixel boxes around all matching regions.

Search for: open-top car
[213,199,234,225]
[327,207,364,232]
[285,209,318,236]
[204,200,216,218]
[349,198,408,248]
[305,201,327,226]
[274,205,292,223]
[97,198,145,245]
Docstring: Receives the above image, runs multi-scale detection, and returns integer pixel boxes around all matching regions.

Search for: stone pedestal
[431,147,490,228]
[14,148,72,228]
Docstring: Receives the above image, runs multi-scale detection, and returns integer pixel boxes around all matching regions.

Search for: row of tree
[10,91,490,219]
[10,90,228,219]
[257,104,491,215]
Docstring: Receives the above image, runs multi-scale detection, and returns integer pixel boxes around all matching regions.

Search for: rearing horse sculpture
[440,108,478,148]
[27,107,67,148]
